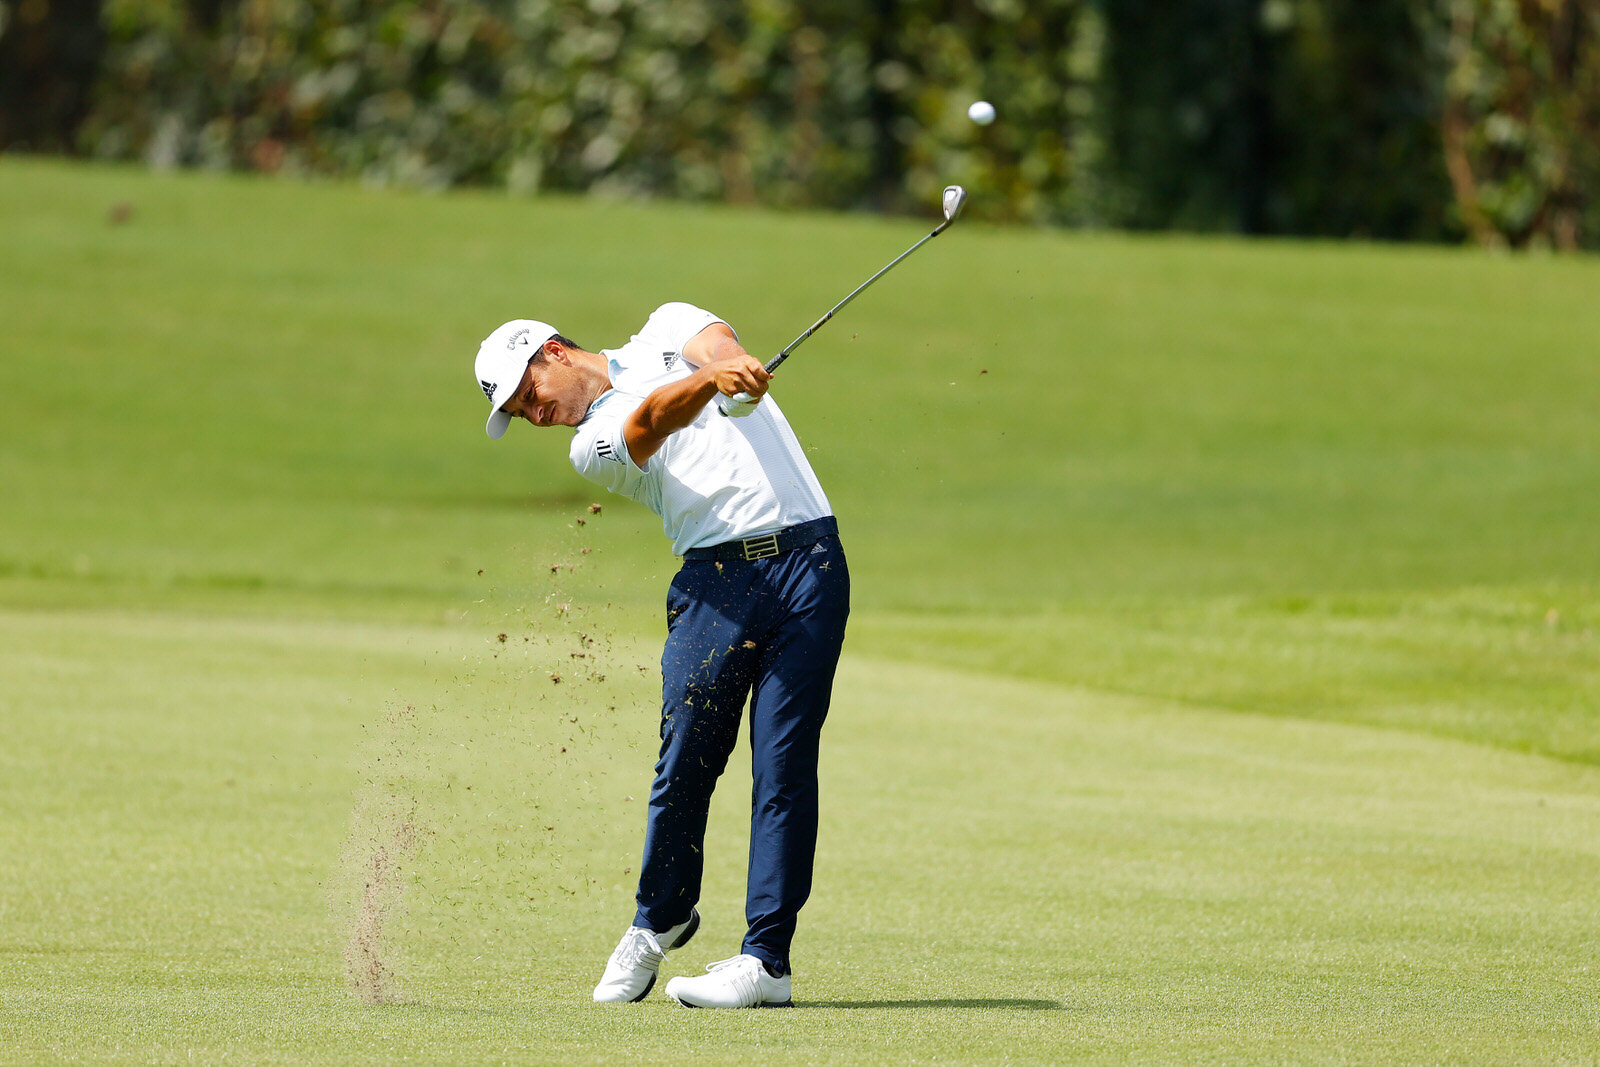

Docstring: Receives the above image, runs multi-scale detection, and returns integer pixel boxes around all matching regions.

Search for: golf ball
[968,100,996,126]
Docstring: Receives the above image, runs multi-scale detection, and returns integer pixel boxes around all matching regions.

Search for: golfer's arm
[623,370,722,465]
[623,356,769,465]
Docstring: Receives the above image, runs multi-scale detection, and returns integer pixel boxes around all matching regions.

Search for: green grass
[2,157,1598,1062]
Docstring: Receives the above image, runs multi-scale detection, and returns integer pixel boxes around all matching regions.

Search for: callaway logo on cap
[473,319,558,440]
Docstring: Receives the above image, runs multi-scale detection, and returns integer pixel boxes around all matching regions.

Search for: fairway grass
[3,158,1599,1061]
[3,608,1598,1063]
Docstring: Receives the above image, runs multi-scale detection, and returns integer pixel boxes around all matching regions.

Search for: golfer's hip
[679,516,839,564]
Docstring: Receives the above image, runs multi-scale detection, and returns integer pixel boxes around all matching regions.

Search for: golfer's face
[504,356,580,428]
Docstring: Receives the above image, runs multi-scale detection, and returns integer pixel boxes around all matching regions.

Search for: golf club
[718,185,967,415]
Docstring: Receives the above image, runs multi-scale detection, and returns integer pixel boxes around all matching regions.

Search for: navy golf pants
[632,532,849,975]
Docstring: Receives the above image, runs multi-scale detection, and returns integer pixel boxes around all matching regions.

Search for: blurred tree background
[2,0,1597,247]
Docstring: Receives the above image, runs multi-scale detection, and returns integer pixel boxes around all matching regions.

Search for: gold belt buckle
[742,534,781,560]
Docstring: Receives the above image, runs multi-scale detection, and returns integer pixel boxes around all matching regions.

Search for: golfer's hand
[710,356,770,402]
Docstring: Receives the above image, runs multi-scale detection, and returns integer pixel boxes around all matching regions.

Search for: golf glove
[716,391,759,418]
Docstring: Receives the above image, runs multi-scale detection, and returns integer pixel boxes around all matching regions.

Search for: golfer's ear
[543,338,570,364]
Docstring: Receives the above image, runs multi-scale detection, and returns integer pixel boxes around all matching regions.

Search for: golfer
[471,303,849,1009]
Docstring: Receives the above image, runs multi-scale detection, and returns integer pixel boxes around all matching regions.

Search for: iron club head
[942,185,968,222]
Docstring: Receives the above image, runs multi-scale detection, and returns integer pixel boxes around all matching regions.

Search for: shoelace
[612,928,665,971]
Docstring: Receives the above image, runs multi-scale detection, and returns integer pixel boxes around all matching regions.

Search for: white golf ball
[968,100,996,126]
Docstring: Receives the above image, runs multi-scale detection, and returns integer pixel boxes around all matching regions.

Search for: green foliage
[73,0,1098,220]
[7,0,1598,243]
[871,0,1102,222]
[1097,0,1457,239]
[1269,0,1458,239]
[0,0,104,151]
[1440,0,1600,249]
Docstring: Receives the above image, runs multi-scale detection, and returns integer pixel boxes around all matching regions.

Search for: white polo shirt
[569,303,833,556]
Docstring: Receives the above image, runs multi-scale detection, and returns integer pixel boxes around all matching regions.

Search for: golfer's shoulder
[636,302,728,347]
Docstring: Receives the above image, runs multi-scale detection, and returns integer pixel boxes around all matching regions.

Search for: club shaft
[765,218,953,374]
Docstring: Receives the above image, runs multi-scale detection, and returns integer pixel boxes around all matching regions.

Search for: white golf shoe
[591,908,701,1003]
[665,954,793,1009]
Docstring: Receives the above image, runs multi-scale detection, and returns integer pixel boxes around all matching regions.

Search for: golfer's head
[474,320,561,439]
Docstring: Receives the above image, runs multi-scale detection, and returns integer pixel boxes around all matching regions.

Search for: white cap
[474,319,558,439]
